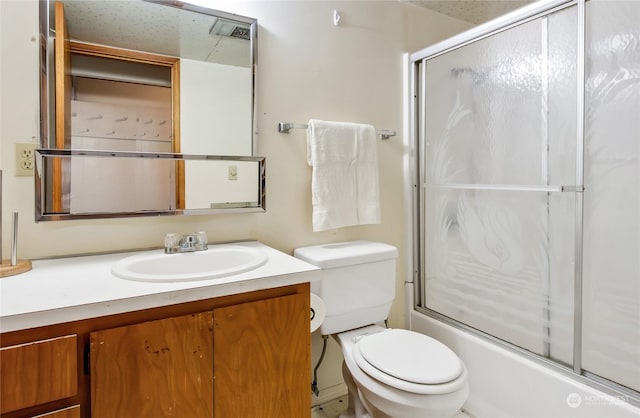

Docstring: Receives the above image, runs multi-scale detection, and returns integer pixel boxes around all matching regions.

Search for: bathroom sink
[111,245,268,282]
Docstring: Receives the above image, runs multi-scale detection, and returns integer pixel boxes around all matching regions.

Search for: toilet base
[357,375,468,418]
[339,361,372,418]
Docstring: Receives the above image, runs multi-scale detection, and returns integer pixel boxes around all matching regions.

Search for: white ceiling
[405,0,535,24]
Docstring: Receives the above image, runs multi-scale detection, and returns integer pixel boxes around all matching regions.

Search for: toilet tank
[294,240,398,335]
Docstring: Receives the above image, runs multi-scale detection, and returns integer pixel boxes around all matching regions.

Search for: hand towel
[307,119,381,232]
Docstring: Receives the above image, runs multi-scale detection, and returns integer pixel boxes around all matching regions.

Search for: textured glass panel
[424,189,575,361]
[547,9,578,186]
[424,7,577,187]
[582,0,640,391]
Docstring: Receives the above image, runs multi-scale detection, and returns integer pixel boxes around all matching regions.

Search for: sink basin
[111,245,268,282]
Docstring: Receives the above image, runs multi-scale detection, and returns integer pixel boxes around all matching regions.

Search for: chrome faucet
[164,232,208,254]
[180,234,198,251]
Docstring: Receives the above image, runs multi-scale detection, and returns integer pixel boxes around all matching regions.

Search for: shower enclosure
[411,0,638,406]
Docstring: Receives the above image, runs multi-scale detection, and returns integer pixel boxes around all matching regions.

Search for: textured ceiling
[406,0,535,24]
[58,0,252,67]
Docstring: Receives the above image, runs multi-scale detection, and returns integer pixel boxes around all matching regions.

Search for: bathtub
[410,311,640,418]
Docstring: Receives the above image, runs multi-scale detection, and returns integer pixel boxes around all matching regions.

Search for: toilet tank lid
[293,240,398,268]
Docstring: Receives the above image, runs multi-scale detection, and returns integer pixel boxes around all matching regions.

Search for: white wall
[0,0,470,402]
[180,58,252,156]
[185,160,259,208]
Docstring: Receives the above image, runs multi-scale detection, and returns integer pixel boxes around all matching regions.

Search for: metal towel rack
[278,122,397,140]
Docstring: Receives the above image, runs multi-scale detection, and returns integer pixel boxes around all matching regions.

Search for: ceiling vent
[209,18,250,40]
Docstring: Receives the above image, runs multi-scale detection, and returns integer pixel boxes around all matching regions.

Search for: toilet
[295,240,469,418]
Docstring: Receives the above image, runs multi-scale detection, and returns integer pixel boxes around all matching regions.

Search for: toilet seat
[353,329,466,395]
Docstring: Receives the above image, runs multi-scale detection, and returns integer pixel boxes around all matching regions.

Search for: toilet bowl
[335,325,469,418]
[294,241,469,418]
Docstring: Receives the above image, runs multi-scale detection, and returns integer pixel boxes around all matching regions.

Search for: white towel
[306,119,381,232]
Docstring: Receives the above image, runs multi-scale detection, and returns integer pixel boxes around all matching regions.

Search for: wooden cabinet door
[0,335,77,414]
[90,312,213,418]
[213,293,310,418]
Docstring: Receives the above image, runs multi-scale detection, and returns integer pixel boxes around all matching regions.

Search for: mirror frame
[37,0,262,221]
[35,149,266,221]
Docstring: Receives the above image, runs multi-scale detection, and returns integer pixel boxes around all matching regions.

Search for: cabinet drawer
[33,405,81,418]
[0,335,78,413]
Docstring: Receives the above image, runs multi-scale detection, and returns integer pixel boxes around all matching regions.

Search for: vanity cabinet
[0,335,78,415]
[0,283,310,418]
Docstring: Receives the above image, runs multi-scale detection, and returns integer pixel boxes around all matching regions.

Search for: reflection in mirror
[44,0,257,155]
[38,0,261,219]
[35,150,266,221]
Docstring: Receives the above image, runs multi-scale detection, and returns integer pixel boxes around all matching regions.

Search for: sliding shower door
[415,0,640,401]
[419,4,579,366]
[582,0,640,392]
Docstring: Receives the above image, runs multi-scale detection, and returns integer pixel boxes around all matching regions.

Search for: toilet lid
[356,329,463,385]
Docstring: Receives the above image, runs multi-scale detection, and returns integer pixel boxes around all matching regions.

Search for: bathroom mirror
[38,0,261,220]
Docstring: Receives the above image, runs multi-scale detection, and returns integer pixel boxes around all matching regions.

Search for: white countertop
[0,241,320,333]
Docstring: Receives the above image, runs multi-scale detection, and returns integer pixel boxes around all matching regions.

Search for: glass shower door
[420,5,579,365]
[582,0,640,392]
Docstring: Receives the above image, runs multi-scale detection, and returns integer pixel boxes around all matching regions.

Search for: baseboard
[312,382,348,406]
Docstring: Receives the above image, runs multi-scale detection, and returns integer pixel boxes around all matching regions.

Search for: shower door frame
[408,0,639,406]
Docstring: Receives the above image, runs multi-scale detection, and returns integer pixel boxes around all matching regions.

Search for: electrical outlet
[228,165,238,181]
[15,143,38,176]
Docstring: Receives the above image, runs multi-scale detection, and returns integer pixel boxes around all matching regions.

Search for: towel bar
[278,122,396,140]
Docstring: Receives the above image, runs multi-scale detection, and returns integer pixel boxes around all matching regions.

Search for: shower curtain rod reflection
[277,122,397,140]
